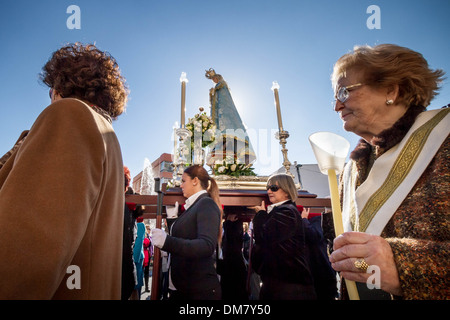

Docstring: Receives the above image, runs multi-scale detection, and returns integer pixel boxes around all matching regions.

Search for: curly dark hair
[40,43,128,118]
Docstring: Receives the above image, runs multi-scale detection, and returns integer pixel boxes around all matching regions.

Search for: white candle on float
[271,81,283,131]
[180,72,188,128]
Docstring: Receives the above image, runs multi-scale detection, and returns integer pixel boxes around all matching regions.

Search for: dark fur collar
[350,104,426,161]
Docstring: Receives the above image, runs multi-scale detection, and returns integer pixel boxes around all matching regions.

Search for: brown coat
[0,98,124,299]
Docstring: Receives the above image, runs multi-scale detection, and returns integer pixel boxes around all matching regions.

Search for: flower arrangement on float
[186,110,257,178]
[212,154,256,178]
[214,162,257,177]
[185,111,216,149]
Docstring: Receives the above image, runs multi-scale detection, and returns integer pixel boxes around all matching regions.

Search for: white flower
[225,155,234,163]
[217,166,226,173]
[203,129,213,140]
[194,122,202,130]
[230,164,237,172]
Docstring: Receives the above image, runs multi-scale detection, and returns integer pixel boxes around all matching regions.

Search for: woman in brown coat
[0,43,128,299]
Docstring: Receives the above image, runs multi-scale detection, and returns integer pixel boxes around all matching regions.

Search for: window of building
[160,161,173,173]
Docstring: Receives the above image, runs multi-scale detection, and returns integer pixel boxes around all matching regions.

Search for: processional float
[126,69,336,300]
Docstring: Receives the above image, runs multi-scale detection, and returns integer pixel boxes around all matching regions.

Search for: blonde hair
[267,173,298,202]
[331,44,445,107]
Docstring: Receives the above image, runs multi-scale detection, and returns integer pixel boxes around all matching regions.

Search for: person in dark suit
[301,209,338,300]
[250,173,316,300]
[151,165,222,300]
[121,166,136,300]
[219,214,248,300]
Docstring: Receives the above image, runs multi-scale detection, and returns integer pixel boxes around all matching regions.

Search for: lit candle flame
[271,81,280,91]
[180,72,189,83]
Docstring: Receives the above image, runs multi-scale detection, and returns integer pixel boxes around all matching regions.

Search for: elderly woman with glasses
[329,44,449,300]
[249,173,316,300]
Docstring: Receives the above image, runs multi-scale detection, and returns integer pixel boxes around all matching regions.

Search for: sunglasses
[266,185,280,192]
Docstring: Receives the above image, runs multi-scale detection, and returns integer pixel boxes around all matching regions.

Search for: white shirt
[267,200,289,213]
[184,189,208,210]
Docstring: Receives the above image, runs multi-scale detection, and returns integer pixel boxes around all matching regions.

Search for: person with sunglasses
[329,44,449,300]
[249,173,316,300]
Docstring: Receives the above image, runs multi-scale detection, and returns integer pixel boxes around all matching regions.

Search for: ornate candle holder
[275,130,295,179]
[191,110,205,166]
[171,127,192,186]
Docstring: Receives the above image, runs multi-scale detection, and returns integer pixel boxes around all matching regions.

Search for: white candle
[271,81,283,131]
[180,72,188,128]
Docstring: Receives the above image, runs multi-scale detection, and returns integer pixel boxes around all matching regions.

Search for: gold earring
[386,99,394,105]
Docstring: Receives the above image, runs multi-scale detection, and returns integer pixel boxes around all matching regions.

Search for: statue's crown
[205,68,217,79]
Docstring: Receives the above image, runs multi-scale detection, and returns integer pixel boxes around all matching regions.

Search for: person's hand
[151,228,167,249]
[248,201,265,212]
[329,231,402,296]
[166,201,179,219]
[301,207,310,219]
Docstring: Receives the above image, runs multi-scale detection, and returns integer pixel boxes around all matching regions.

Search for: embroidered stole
[342,108,450,235]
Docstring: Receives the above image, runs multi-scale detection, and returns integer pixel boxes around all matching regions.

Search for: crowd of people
[124,166,336,301]
[149,167,337,301]
[0,42,447,300]
[122,167,154,300]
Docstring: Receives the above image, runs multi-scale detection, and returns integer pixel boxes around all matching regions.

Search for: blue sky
[1,0,449,181]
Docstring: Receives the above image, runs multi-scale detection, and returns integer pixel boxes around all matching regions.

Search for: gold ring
[354,258,369,272]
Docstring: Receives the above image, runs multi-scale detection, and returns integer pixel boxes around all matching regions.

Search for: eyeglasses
[49,88,53,99]
[334,83,363,104]
[266,185,280,192]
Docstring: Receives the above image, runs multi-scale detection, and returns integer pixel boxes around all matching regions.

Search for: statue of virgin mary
[205,68,256,167]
